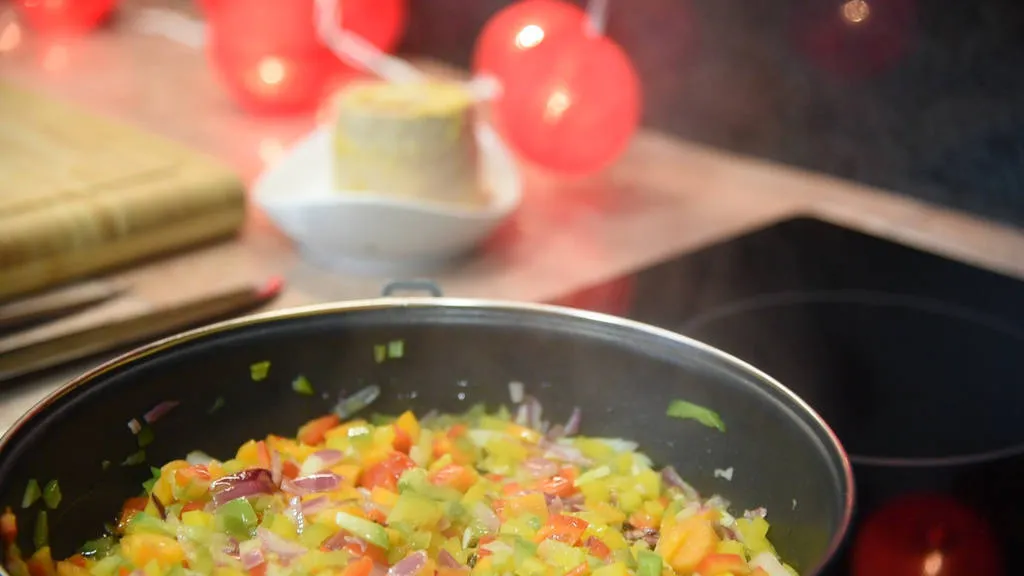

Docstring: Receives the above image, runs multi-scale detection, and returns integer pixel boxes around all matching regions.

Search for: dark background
[400,0,1024,227]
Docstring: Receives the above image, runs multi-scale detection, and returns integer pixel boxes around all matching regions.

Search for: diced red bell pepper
[534,514,589,545]
[297,415,340,446]
[341,557,374,576]
[585,536,612,561]
[117,497,149,532]
[358,452,416,491]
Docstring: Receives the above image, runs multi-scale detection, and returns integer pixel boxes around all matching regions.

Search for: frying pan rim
[0,297,855,575]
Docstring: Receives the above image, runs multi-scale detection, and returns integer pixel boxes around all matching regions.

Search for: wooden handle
[0,278,283,384]
[0,281,124,333]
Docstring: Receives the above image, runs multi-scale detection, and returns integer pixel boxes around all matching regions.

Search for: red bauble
[16,0,118,34]
[472,0,586,79]
[852,494,1004,576]
[205,0,407,115]
[494,33,641,175]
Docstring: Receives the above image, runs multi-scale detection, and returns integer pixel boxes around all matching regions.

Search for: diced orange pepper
[695,554,751,576]
[629,511,658,531]
[181,501,204,515]
[502,482,524,496]
[392,427,413,454]
[432,435,454,459]
[281,461,300,480]
[430,464,479,493]
[585,536,612,561]
[1,507,17,543]
[565,563,589,576]
[341,556,374,576]
[657,515,720,574]
[56,560,88,576]
[248,563,267,576]
[534,514,589,545]
[117,497,149,532]
[27,547,55,576]
[437,568,468,576]
[298,415,341,446]
[447,424,468,439]
[340,542,389,565]
[502,493,549,523]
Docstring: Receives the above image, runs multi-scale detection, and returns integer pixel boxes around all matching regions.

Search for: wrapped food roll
[332,80,484,206]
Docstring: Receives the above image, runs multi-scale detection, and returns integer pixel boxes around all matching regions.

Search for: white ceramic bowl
[253,122,522,274]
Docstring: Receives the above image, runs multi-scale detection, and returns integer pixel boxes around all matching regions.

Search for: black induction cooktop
[551,215,1024,576]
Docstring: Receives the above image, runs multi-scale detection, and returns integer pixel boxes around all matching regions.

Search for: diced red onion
[524,396,543,430]
[388,551,427,576]
[286,496,305,535]
[508,381,525,404]
[660,466,701,502]
[282,472,342,495]
[300,450,344,475]
[514,404,529,427]
[437,550,465,570]
[546,495,564,515]
[239,540,265,570]
[127,418,142,435]
[541,442,592,466]
[750,552,790,576]
[524,458,559,478]
[186,451,214,465]
[563,407,581,436]
[744,507,768,519]
[322,532,365,552]
[144,401,180,424]
[270,449,283,486]
[257,527,307,557]
[301,495,331,515]
[562,494,585,512]
[210,469,275,507]
[472,502,500,534]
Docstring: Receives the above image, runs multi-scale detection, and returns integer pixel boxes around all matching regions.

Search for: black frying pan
[0,283,854,575]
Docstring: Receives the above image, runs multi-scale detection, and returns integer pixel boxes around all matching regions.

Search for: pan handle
[380,280,444,298]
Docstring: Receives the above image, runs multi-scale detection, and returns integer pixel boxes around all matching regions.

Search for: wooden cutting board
[0,82,247,302]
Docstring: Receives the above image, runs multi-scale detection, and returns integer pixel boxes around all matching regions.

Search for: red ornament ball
[852,494,1004,576]
[472,0,586,79]
[494,33,642,175]
[16,0,118,34]
[205,0,407,115]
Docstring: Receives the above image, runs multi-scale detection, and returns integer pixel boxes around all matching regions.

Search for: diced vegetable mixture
[2,405,797,576]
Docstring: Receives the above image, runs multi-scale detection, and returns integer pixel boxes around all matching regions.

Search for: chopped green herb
[33,510,48,551]
[136,425,155,448]
[142,467,161,493]
[387,340,405,359]
[101,460,111,471]
[80,535,115,558]
[292,375,315,396]
[42,480,61,509]
[373,344,387,364]
[21,479,41,509]
[208,396,226,414]
[666,400,726,432]
[122,450,147,466]
[250,361,271,382]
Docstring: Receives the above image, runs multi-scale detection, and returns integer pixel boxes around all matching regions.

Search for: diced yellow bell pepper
[656,515,720,574]
[181,510,215,529]
[503,493,549,522]
[120,533,185,568]
[395,411,421,443]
